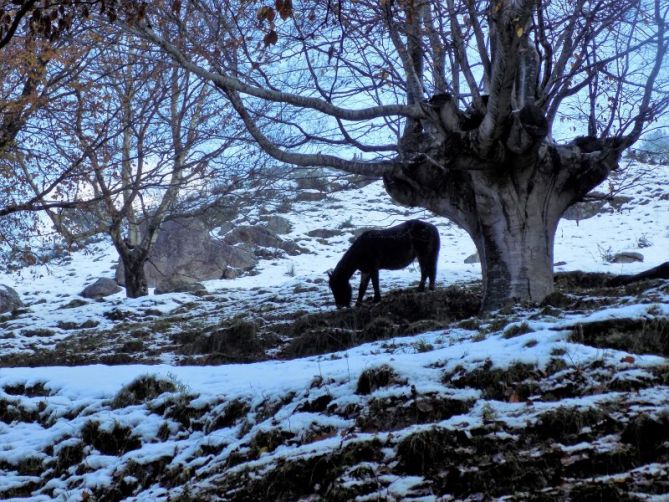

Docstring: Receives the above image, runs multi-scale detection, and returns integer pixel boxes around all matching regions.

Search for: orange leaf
[275,0,293,20]
[257,6,275,23]
[263,30,278,46]
[621,355,635,364]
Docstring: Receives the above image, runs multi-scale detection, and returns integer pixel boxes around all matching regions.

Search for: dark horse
[328,220,440,308]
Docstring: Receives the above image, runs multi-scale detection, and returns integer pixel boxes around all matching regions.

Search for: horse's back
[351,220,438,271]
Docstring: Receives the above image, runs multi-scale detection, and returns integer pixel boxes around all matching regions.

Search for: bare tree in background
[0,0,147,260]
[28,26,239,297]
[133,0,669,310]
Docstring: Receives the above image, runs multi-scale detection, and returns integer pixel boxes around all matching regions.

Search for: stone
[224,225,305,256]
[155,277,207,295]
[80,278,121,299]
[611,252,644,264]
[263,215,293,235]
[0,285,23,314]
[464,252,480,264]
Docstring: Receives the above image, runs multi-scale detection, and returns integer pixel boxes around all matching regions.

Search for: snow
[0,160,667,499]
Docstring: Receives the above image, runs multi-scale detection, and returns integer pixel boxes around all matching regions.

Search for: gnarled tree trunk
[385,103,620,310]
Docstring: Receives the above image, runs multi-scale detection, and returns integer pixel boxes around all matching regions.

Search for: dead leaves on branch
[255,0,293,46]
[0,1,151,48]
[275,0,294,21]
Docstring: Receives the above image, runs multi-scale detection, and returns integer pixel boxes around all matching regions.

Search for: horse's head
[327,270,352,308]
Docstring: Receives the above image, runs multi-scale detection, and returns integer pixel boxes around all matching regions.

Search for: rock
[464,252,479,264]
[295,190,327,202]
[224,225,305,256]
[0,285,23,314]
[611,252,644,264]
[263,215,293,235]
[563,192,634,221]
[306,228,341,239]
[80,278,121,299]
[563,199,606,221]
[154,277,207,295]
[116,217,257,288]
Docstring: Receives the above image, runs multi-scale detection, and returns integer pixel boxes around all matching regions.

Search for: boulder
[0,285,23,313]
[116,217,257,288]
[263,215,293,235]
[80,278,121,299]
[224,225,305,256]
[464,252,480,264]
[154,277,207,295]
[611,252,644,264]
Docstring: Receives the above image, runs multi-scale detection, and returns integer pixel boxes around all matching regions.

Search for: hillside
[0,161,668,500]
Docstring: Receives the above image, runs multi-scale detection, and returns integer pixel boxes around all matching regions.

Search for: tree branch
[220,85,395,177]
[133,23,424,122]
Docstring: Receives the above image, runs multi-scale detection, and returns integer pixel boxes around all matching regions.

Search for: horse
[327,220,440,308]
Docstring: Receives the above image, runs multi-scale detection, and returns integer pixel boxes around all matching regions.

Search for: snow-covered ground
[0,160,668,500]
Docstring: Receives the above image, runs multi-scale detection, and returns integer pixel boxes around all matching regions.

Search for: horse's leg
[418,253,437,291]
[357,273,371,305]
[371,269,381,302]
[418,269,427,291]
[427,256,437,290]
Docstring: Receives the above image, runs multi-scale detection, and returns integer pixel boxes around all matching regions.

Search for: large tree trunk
[385,102,619,311]
[467,167,561,310]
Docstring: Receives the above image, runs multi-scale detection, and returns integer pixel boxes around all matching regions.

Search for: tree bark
[469,171,560,310]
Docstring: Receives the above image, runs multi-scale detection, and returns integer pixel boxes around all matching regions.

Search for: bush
[112,374,177,408]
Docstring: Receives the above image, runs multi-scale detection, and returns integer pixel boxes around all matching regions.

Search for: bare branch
[133,23,424,122]
[220,86,395,177]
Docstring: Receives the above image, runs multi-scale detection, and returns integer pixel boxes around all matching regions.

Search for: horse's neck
[333,256,356,282]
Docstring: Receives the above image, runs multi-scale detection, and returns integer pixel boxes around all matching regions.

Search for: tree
[0,0,148,264]
[29,24,240,297]
[0,14,100,262]
[134,0,669,310]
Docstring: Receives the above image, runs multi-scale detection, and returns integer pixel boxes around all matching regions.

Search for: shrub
[112,374,177,408]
